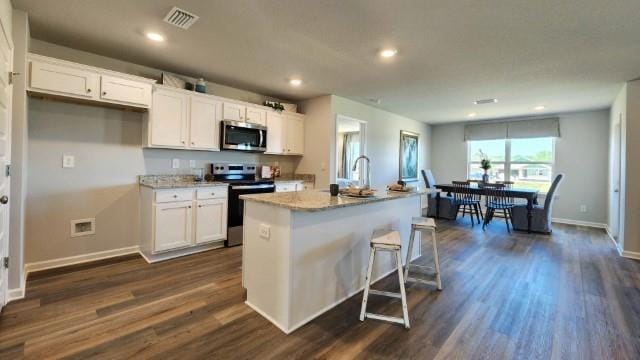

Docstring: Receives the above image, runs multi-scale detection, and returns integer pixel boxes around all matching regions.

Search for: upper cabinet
[222,102,245,121]
[265,111,304,155]
[144,85,222,151]
[245,106,267,126]
[27,54,155,109]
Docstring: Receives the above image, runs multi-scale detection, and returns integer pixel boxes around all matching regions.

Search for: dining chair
[421,170,456,219]
[451,181,482,227]
[482,183,513,233]
[497,180,517,206]
[511,174,564,233]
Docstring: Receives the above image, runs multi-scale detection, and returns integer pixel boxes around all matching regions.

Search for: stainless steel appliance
[212,163,275,246]
[221,120,267,152]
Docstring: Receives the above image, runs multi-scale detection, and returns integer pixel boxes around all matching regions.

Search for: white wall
[297,96,332,189]
[330,96,431,189]
[430,109,610,224]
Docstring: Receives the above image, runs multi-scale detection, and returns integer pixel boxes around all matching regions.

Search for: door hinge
[5,164,9,177]
[2,257,8,269]
[8,71,19,85]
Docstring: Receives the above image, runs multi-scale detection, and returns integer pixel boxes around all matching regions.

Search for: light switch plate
[259,224,270,239]
[62,155,75,168]
[172,159,180,169]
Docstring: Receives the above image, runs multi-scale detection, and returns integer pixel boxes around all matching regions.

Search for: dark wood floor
[2,219,640,359]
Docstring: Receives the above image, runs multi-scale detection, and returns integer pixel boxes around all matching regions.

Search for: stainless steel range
[211,163,275,246]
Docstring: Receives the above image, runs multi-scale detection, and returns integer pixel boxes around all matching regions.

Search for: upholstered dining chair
[421,170,456,219]
[511,174,564,233]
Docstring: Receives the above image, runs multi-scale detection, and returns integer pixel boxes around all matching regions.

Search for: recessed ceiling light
[146,32,165,42]
[380,49,398,58]
[474,98,498,105]
[289,78,302,86]
[534,105,545,111]
[468,112,477,118]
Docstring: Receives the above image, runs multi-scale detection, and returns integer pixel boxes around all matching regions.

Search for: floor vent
[71,218,96,237]
[163,6,199,29]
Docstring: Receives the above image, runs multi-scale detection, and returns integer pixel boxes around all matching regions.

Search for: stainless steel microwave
[221,120,267,152]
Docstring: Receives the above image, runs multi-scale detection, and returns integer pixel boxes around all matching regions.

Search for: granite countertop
[240,189,425,212]
[139,175,228,189]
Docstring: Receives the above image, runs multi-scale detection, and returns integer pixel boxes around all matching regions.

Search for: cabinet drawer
[155,189,194,203]
[196,187,228,200]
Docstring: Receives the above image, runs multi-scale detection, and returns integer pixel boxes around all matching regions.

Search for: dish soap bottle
[195,78,206,93]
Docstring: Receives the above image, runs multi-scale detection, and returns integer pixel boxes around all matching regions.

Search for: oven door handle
[231,184,275,190]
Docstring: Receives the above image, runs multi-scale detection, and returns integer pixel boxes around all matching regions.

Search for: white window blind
[464,117,560,141]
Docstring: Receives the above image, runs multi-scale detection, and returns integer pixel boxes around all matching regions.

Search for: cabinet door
[190,96,222,150]
[284,114,304,155]
[245,107,266,126]
[222,102,246,121]
[30,60,98,99]
[265,111,284,154]
[195,198,227,244]
[100,75,152,107]
[154,201,193,252]
[150,89,189,148]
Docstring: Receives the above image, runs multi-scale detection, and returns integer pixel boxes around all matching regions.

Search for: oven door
[226,183,275,246]
[221,120,267,152]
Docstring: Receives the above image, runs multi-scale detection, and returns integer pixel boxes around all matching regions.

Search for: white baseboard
[551,218,607,229]
[24,245,140,274]
[7,287,25,302]
[139,242,224,264]
[621,250,640,260]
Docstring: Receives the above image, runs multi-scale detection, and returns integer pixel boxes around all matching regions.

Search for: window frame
[467,138,555,194]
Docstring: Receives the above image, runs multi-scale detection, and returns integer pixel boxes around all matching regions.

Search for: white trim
[621,250,640,260]
[7,287,24,301]
[24,246,140,274]
[139,243,223,264]
[604,225,623,256]
[551,218,607,229]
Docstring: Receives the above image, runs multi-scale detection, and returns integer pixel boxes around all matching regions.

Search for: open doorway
[335,115,366,188]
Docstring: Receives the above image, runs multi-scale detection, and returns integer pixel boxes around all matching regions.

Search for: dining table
[434,183,540,233]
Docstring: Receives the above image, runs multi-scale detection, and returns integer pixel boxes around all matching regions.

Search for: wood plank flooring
[1,219,640,359]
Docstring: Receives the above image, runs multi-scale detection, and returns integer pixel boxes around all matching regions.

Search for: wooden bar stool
[404,217,442,290]
[359,229,410,329]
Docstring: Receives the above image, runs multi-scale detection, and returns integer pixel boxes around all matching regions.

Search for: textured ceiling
[14,0,640,123]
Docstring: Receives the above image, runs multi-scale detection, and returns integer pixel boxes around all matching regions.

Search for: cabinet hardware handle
[191,142,195,145]
[86,88,91,93]
[173,195,178,198]
[198,205,202,208]
[188,206,192,208]
[181,141,185,144]
[0,195,8,204]
[102,91,107,96]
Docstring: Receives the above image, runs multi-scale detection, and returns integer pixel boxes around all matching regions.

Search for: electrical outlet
[172,159,180,169]
[62,154,75,168]
[259,224,270,239]
[580,205,588,213]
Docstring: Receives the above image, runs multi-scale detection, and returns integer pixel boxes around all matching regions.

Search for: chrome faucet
[352,155,371,189]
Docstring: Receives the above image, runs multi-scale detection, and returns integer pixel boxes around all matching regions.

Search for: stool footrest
[364,312,410,328]
[407,264,436,272]
[369,289,402,299]
[406,276,440,288]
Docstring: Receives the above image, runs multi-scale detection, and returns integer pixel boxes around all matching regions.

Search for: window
[468,137,554,192]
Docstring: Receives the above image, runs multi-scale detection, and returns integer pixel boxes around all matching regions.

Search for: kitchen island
[240,189,423,333]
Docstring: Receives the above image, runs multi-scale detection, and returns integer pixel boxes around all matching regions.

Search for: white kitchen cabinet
[276,181,303,193]
[266,111,285,154]
[284,113,305,155]
[140,185,228,262]
[154,201,193,252]
[223,102,246,121]
[100,75,152,107]
[148,89,189,148]
[29,59,98,99]
[245,106,267,126]
[190,95,222,150]
[195,198,227,244]
[27,53,155,109]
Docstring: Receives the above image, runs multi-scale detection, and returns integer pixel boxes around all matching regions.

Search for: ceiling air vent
[473,98,498,105]
[163,7,199,29]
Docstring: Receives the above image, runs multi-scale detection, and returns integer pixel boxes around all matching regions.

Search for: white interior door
[0,12,13,310]
[610,120,622,240]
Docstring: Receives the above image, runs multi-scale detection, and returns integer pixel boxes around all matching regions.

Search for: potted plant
[478,150,492,183]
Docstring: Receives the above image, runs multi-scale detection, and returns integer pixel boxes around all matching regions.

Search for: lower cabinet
[154,201,193,252]
[195,198,227,244]
[140,186,228,261]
